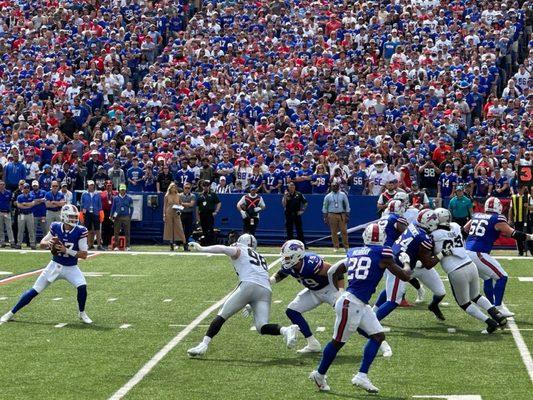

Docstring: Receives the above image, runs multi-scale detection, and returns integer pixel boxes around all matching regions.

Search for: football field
[0,249,532,400]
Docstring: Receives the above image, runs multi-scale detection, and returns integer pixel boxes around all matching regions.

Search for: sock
[375,301,398,321]
[374,290,387,308]
[260,323,282,335]
[429,294,445,308]
[286,308,312,338]
[483,279,495,304]
[493,276,508,306]
[317,341,344,375]
[473,295,493,311]
[409,278,421,290]
[357,328,370,339]
[359,338,381,374]
[77,285,87,312]
[201,336,211,345]
[206,315,226,339]
[12,288,39,314]
[465,304,489,322]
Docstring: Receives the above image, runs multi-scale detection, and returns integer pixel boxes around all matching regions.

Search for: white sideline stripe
[2,248,530,260]
[0,271,13,275]
[119,324,131,329]
[108,257,281,400]
[504,303,533,383]
[518,277,533,282]
[54,323,68,328]
[316,327,326,332]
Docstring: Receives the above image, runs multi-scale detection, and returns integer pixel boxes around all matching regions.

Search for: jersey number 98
[248,249,268,271]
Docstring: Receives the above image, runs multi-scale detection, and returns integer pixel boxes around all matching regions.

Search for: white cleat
[79,312,93,324]
[0,311,14,324]
[352,373,379,393]
[283,324,299,349]
[187,342,208,358]
[497,305,515,318]
[415,285,426,303]
[379,340,393,358]
[309,370,330,392]
[297,340,322,354]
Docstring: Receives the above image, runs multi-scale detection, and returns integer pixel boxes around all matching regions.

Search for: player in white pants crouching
[432,208,507,333]
[1,205,92,325]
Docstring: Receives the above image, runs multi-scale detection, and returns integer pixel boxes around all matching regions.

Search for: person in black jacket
[196,180,221,245]
[282,182,307,244]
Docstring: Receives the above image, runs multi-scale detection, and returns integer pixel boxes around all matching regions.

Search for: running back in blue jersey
[379,213,408,247]
[345,245,393,303]
[392,223,433,266]
[465,213,506,254]
[49,222,88,266]
[279,252,329,290]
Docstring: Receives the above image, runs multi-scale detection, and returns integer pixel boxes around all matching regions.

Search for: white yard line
[504,303,533,383]
[518,277,533,282]
[108,257,281,400]
[54,323,68,328]
[119,324,132,329]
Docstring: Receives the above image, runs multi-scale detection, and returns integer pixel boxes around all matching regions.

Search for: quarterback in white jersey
[187,234,299,357]
[432,209,507,333]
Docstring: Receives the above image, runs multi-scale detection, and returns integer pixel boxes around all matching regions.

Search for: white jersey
[369,170,387,195]
[404,207,420,225]
[232,244,271,290]
[432,223,471,274]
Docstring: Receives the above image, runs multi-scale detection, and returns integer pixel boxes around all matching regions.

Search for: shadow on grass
[186,353,363,367]
[385,324,506,342]
[11,320,114,331]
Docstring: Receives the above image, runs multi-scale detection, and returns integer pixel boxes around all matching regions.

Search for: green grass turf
[0,252,531,400]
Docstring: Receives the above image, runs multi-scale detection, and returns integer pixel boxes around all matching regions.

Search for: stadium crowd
[0,0,532,249]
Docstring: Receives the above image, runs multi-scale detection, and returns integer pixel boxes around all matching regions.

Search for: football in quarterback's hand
[49,237,63,255]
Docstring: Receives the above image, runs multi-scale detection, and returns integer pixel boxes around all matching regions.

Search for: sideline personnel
[322,182,350,252]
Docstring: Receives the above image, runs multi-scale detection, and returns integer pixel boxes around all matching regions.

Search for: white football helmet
[434,208,452,227]
[386,199,406,216]
[280,239,305,269]
[60,204,79,226]
[484,197,503,214]
[236,233,257,250]
[363,223,386,246]
[393,191,409,205]
[416,209,438,232]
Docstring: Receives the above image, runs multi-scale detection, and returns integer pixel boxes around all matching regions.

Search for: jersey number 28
[347,256,372,281]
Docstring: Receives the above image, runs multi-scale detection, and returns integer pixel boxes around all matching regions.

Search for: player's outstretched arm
[496,221,533,241]
[189,242,240,259]
[269,269,288,285]
[327,258,347,289]
[381,257,411,282]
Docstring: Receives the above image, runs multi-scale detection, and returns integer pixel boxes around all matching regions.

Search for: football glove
[240,210,247,219]
[242,304,253,318]
[399,252,410,267]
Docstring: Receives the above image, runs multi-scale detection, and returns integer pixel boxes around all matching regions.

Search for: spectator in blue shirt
[4,154,27,191]
[81,180,104,250]
[31,180,47,240]
[45,180,66,233]
[126,158,144,192]
[38,164,55,191]
[111,184,134,251]
[0,180,15,247]
[16,183,36,249]
[294,160,313,194]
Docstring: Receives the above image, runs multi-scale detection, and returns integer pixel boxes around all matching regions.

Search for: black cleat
[485,318,499,334]
[488,307,507,327]
[428,303,445,321]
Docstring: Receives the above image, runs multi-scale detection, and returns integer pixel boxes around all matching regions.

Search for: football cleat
[379,340,393,358]
[0,311,14,324]
[297,340,322,354]
[309,370,330,392]
[428,303,445,320]
[415,286,426,303]
[283,324,299,349]
[79,312,93,324]
[187,342,208,358]
[352,373,379,393]
[497,305,514,318]
[484,318,499,334]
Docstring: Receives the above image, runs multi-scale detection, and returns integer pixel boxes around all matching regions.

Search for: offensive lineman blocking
[0,205,92,325]
[187,234,299,357]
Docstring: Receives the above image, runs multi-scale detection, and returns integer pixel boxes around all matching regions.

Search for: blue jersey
[312,173,329,194]
[280,252,329,290]
[465,212,506,254]
[379,213,408,247]
[348,171,367,195]
[174,169,195,188]
[438,172,458,197]
[345,245,393,303]
[392,223,434,266]
[263,172,280,193]
[279,169,296,192]
[49,222,88,267]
